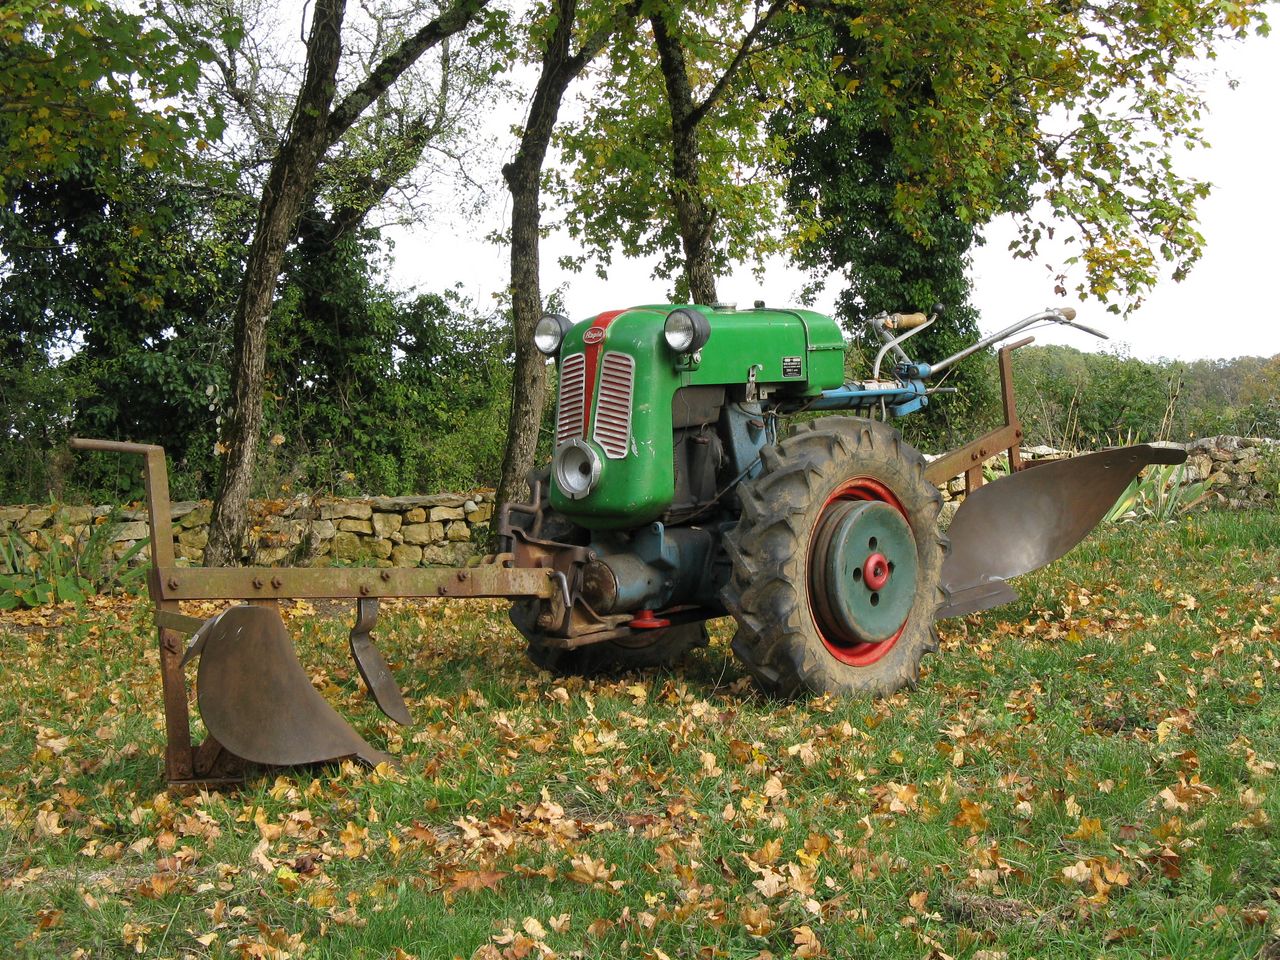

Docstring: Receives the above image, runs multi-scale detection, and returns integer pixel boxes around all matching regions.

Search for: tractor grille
[556,352,587,446]
[592,351,635,459]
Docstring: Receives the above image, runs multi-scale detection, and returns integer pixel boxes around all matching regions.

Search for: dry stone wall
[932,436,1277,519]
[1,436,1274,571]
[0,492,495,568]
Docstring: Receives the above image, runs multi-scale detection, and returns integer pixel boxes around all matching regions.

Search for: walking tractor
[73,302,1184,784]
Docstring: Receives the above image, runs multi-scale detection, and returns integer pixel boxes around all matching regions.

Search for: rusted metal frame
[1000,339,1029,474]
[505,523,636,643]
[922,337,1032,491]
[69,438,197,783]
[153,561,557,601]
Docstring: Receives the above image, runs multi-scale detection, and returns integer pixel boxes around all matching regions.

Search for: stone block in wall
[255,546,290,565]
[429,505,466,522]
[401,522,445,545]
[0,506,28,526]
[178,504,212,529]
[56,505,93,526]
[113,521,149,542]
[175,543,204,562]
[391,544,422,567]
[331,531,363,560]
[422,543,474,565]
[113,540,149,561]
[404,507,426,524]
[370,493,470,511]
[465,502,493,523]
[178,528,208,549]
[310,519,336,540]
[446,520,470,542]
[365,537,393,560]
[1184,454,1213,483]
[939,500,960,529]
[337,518,373,534]
[372,512,402,538]
[320,500,372,520]
[19,506,53,531]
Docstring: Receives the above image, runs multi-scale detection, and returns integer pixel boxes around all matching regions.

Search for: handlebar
[882,312,928,331]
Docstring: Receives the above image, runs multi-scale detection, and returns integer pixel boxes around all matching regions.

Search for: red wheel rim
[808,477,912,666]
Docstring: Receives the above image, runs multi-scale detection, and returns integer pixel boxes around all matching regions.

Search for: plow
[73,302,1184,785]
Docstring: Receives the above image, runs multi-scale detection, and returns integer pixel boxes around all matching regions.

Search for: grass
[1,511,1278,959]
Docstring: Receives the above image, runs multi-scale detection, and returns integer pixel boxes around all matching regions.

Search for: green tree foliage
[782,76,1002,451]
[266,232,512,497]
[0,0,225,200]
[798,0,1266,313]
[0,154,247,501]
[550,0,804,300]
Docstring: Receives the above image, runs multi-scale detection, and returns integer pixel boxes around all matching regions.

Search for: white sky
[388,30,1279,364]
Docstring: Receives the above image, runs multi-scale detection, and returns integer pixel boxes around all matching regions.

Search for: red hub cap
[863,553,890,590]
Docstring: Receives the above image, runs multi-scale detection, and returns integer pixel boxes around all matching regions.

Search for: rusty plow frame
[69,438,561,786]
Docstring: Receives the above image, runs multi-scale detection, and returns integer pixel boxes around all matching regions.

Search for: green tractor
[500,301,1181,697]
[74,301,1184,782]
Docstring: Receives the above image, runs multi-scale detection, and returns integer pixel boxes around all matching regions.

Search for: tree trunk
[204,0,489,565]
[651,12,718,305]
[496,0,614,509]
[204,0,346,566]
[497,170,549,510]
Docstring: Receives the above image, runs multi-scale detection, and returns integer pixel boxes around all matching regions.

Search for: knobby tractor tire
[507,493,708,676]
[723,417,946,697]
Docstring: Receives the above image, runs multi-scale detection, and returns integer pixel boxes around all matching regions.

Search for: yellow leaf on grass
[793,924,825,958]
[1066,817,1103,841]
[951,798,989,833]
[1062,859,1092,884]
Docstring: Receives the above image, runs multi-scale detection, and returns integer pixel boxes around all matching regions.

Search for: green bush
[0,512,146,609]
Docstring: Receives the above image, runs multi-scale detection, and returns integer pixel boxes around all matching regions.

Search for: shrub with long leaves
[0,511,147,609]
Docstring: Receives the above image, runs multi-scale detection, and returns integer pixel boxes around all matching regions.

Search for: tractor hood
[547,304,845,529]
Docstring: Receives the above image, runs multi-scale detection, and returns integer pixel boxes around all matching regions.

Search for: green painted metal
[549,304,846,528]
[817,500,917,643]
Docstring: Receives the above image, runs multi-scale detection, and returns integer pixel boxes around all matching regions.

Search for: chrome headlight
[663,308,711,354]
[534,314,572,356]
[553,439,601,500]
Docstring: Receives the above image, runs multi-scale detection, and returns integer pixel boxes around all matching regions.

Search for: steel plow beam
[937,444,1188,620]
[153,564,559,602]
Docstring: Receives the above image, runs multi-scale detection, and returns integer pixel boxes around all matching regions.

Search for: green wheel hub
[811,499,918,647]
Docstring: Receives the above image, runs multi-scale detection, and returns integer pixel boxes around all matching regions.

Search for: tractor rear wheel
[723,417,945,697]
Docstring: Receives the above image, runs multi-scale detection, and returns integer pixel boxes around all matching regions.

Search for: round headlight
[663,308,711,354]
[534,314,572,356]
[553,439,601,500]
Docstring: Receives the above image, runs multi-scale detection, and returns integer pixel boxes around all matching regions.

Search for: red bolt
[863,553,890,590]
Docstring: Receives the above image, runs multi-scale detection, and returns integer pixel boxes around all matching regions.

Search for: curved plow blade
[937,444,1187,619]
[187,605,393,768]
[349,598,411,726]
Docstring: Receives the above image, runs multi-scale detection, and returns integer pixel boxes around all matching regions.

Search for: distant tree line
[1008,346,1280,449]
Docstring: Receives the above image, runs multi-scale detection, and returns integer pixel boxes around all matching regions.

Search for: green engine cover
[547,304,845,529]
